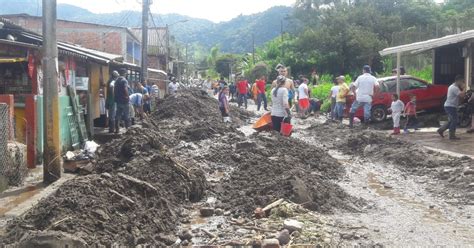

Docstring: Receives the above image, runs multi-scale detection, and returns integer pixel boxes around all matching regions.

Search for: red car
[346,75,448,122]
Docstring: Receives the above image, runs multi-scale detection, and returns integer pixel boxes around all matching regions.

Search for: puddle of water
[367,172,447,224]
[0,185,42,216]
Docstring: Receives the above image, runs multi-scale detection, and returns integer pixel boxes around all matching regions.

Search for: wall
[5,15,127,58]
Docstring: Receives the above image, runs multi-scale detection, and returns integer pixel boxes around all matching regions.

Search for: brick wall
[5,16,125,56]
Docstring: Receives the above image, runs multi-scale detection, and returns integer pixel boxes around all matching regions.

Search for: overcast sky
[57,0,295,23]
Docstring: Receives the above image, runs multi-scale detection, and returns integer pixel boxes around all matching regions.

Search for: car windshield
[379,78,427,93]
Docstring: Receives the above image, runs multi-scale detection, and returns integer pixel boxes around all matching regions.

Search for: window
[407,79,427,90]
[381,80,397,93]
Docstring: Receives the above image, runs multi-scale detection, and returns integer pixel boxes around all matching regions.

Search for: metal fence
[0,103,27,188]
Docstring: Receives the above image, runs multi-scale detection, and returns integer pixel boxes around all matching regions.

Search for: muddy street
[1,89,473,247]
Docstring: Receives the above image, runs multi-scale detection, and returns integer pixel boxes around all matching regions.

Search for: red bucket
[280,122,293,137]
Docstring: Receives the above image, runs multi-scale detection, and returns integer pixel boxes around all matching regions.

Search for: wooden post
[396,52,401,97]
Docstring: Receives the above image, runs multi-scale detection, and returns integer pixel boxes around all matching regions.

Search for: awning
[148,68,167,76]
[0,57,27,63]
[380,30,474,56]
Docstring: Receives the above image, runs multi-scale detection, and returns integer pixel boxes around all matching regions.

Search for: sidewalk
[394,127,474,158]
[0,166,75,233]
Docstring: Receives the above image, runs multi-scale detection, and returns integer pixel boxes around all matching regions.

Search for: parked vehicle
[346,75,449,122]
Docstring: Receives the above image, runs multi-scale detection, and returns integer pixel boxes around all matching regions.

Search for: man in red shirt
[237,76,249,109]
[255,75,268,111]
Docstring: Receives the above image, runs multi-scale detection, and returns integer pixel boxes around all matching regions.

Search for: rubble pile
[2,128,207,246]
[203,133,364,215]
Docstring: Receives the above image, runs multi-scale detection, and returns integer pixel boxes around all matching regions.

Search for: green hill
[0,0,293,53]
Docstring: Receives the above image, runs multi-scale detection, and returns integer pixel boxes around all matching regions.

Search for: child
[389,94,404,135]
[404,94,418,133]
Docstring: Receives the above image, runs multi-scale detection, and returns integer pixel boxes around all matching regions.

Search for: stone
[178,230,193,241]
[200,207,215,217]
[92,209,110,221]
[101,172,112,179]
[283,219,303,233]
[157,233,178,246]
[262,238,280,248]
[277,229,290,245]
[235,141,257,150]
[181,240,189,246]
[214,208,224,216]
[463,170,474,176]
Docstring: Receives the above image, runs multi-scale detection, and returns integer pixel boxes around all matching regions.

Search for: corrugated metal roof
[380,30,474,56]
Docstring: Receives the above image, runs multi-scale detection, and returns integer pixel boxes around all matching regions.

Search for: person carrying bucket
[271,75,291,133]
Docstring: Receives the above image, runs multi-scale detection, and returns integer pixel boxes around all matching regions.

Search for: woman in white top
[271,76,290,132]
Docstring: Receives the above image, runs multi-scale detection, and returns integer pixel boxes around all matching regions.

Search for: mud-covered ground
[1,89,473,247]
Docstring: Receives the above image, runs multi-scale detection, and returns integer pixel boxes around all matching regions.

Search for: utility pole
[42,0,61,183]
[280,19,284,57]
[177,48,180,82]
[185,44,188,84]
[141,0,150,84]
[252,33,256,64]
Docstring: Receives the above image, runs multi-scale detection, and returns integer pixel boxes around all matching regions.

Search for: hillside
[0,0,293,53]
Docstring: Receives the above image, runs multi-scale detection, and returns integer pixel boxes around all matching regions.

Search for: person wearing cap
[271,75,291,132]
[349,65,378,127]
[335,75,349,121]
[114,68,131,133]
[106,70,119,133]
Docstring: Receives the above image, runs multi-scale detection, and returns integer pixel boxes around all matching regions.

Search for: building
[1,14,142,65]
[0,17,140,170]
[380,30,474,88]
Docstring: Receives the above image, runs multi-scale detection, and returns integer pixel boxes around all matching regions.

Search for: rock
[178,230,193,241]
[292,231,301,237]
[200,207,215,217]
[214,208,224,216]
[101,172,112,179]
[262,238,280,248]
[78,163,94,175]
[92,209,110,221]
[18,231,88,247]
[463,170,474,176]
[181,240,189,246]
[157,233,178,246]
[283,219,303,233]
[277,229,290,245]
[235,141,257,150]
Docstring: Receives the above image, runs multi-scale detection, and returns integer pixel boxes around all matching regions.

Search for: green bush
[408,66,432,83]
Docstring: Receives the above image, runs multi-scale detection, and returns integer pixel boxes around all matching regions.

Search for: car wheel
[371,105,387,122]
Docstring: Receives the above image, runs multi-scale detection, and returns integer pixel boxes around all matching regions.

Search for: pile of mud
[2,128,207,246]
[203,133,364,216]
[153,89,253,125]
[306,122,474,202]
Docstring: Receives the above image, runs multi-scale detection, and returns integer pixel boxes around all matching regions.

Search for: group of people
[215,63,471,140]
[105,68,160,133]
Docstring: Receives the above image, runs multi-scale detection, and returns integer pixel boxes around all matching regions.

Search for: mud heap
[202,132,364,216]
[152,89,253,142]
[306,122,474,203]
[2,127,207,247]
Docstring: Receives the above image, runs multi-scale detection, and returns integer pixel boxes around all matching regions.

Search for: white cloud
[57,0,295,23]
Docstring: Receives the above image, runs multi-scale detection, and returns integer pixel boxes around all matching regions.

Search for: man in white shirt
[349,65,379,127]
